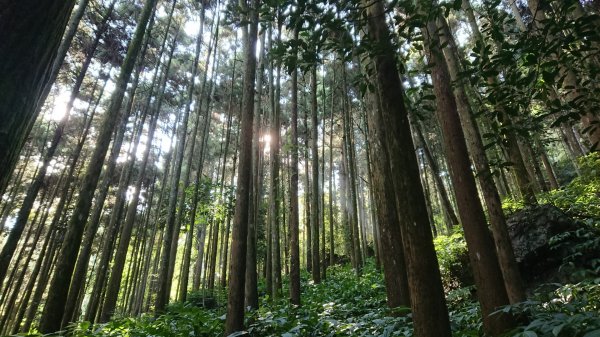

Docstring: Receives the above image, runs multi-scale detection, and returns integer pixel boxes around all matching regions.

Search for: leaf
[227,331,249,337]
[552,324,565,336]
[584,329,600,337]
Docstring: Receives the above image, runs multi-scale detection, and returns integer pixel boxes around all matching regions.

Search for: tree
[225,0,259,333]
[0,1,77,196]
[310,66,321,284]
[38,0,158,331]
[421,7,515,335]
[360,1,452,336]
[288,20,302,307]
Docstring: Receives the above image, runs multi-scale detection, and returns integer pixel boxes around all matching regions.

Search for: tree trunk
[423,16,515,335]
[341,67,362,272]
[328,76,336,269]
[271,24,283,297]
[0,0,77,194]
[365,87,411,308]
[310,67,321,284]
[361,1,452,336]
[99,94,163,321]
[288,23,301,307]
[38,0,158,332]
[154,6,208,312]
[437,15,526,304]
[225,0,259,333]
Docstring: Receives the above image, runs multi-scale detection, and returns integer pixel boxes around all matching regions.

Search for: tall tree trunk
[246,31,263,308]
[38,0,158,332]
[0,0,115,295]
[225,0,259,333]
[85,106,147,323]
[310,67,321,284]
[271,22,283,297]
[328,76,336,269]
[436,15,526,304]
[288,24,301,307]
[423,14,515,335]
[155,5,210,312]
[0,0,77,193]
[99,90,164,321]
[365,87,411,308]
[341,66,362,272]
[414,125,459,232]
[361,1,452,336]
[304,93,312,274]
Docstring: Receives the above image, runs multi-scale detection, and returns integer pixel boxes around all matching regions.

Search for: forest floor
[35,260,600,337]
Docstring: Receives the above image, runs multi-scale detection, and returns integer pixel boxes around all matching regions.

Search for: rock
[506,204,579,286]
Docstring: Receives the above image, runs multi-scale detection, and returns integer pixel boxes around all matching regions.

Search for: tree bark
[365,87,411,308]
[423,16,515,335]
[0,0,77,194]
[437,15,526,304]
[225,0,259,333]
[310,67,321,284]
[288,23,301,307]
[361,1,452,336]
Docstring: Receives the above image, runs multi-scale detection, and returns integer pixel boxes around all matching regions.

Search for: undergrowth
[15,261,600,337]
[502,152,600,221]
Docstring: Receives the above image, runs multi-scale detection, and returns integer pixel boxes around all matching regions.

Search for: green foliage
[247,263,413,337]
[502,196,526,214]
[503,153,600,219]
[446,287,482,337]
[23,304,225,337]
[501,281,600,337]
[548,226,600,282]
[540,153,600,222]
[19,260,600,337]
[434,229,474,291]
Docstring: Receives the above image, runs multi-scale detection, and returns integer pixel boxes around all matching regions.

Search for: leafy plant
[434,229,474,290]
[540,153,600,222]
[501,281,600,337]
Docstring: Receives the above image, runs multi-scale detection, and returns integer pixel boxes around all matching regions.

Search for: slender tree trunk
[271,23,283,297]
[245,34,262,307]
[99,96,163,321]
[155,6,209,312]
[415,125,459,232]
[303,94,312,274]
[361,2,453,336]
[328,76,336,268]
[288,24,301,307]
[437,15,526,304]
[310,67,321,283]
[10,217,55,333]
[320,72,328,279]
[341,66,362,272]
[423,15,515,335]
[38,0,158,331]
[225,0,259,332]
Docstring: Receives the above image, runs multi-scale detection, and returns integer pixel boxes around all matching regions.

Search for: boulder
[506,204,579,286]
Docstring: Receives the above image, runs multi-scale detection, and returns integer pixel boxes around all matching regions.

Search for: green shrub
[541,153,600,222]
[434,229,474,291]
[501,280,600,337]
